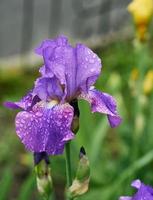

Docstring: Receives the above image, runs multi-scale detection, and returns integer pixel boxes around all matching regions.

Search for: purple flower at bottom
[5,35,122,155]
[120,180,153,200]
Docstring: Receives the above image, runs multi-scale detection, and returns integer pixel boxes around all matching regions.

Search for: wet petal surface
[34,76,64,101]
[131,179,141,189]
[15,102,74,155]
[133,182,153,200]
[4,91,40,111]
[120,180,153,200]
[79,89,122,128]
[76,44,101,92]
[35,36,102,100]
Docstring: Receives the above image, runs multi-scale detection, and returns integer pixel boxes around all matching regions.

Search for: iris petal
[35,36,69,87]
[79,89,122,128]
[4,91,40,111]
[133,182,153,200]
[119,197,132,200]
[35,36,102,100]
[43,41,76,98]
[131,179,141,189]
[76,44,101,92]
[34,76,64,101]
[15,102,74,155]
[120,180,153,200]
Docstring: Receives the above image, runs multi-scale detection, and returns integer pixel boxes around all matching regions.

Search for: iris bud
[34,152,52,199]
[68,147,90,198]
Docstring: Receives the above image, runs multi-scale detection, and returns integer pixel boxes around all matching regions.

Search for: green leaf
[90,118,108,164]
[18,173,36,200]
[0,167,13,200]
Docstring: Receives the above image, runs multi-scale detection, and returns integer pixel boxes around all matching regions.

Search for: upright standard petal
[76,44,102,92]
[15,102,74,155]
[33,76,64,101]
[35,36,68,56]
[79,89,122,128]
[35,36,69,92]
[47,43,76,98]
[36,36,76,99]
[35,36,102,100]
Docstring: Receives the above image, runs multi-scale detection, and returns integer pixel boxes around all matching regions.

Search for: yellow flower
[128,0,153,41]
[143,70,153,94]
[130,68,139,81]
[128,0,153,24]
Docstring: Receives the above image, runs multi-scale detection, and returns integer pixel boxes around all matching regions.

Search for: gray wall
[0,0,131,58]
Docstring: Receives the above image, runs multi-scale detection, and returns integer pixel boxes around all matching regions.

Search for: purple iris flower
[119,179,153,200]
[5,35,121,155]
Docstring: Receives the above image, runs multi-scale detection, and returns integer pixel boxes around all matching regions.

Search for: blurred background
[0,0,153,199]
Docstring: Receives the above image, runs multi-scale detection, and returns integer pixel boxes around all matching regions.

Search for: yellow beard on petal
[47,100,59,108]
[37,100,59,109]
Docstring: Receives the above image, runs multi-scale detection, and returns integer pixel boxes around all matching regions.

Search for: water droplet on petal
[58,114,62,119]
[89,59,94,64]
[87,49,91,55]
[21,119,25,123]
[36,112,43,117]
[90,68,95,72]
[56,121,61,126]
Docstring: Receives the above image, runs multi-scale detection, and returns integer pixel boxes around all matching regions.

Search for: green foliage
[0,168,13,200]
[18,174,36,200]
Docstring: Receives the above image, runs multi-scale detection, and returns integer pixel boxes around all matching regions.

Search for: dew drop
[90,68,95,72]
[56,121,61,126]
[36,112,43,117]
[89,59,94,64]
[87,49,92,55]
[58,114,63,119]
[21,119,25,123]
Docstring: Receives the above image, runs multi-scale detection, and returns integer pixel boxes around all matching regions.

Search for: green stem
[130,43,147,181]
[65,142,73,200]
